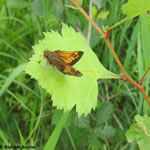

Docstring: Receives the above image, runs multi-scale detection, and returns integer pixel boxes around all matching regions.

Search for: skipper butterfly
[43,50,83,77]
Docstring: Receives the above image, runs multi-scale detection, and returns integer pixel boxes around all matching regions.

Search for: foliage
[25,24,117,116]
[122,0,150,18]
[0,0,150,150]
[126,115,150,150]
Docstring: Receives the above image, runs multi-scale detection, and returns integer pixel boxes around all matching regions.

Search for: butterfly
[42,50,84,77]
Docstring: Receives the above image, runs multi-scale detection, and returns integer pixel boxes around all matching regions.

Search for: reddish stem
[71,0,104,36]
[71,0,150,104]
[140,67,150,85]
[105,29,112,39]
[120,77,128,82]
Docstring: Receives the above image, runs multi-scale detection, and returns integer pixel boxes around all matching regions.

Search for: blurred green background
[0,0,145,149]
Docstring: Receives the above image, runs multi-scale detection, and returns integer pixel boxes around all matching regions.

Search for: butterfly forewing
[43,50,83,77]
[55,50,83,65]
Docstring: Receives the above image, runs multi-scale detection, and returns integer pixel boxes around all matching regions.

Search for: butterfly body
[43,50,83,77]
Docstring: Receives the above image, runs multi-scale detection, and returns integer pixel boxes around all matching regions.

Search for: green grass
[0,0,149,150]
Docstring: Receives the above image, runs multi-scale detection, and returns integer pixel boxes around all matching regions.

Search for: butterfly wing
[55,60,82,77]
[55,50,83,66]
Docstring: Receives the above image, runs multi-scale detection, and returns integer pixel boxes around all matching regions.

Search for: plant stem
[71,0,150,104]
[87,0,93,44]
[140,67,150,85]
[71,0,104,36]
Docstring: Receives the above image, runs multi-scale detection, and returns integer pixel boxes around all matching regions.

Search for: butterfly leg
[37,54,44,63]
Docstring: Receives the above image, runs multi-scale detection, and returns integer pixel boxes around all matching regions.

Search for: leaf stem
[71,0,150,104]
[140,67,150,86]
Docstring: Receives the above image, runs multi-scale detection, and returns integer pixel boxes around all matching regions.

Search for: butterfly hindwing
[55,60,82,77]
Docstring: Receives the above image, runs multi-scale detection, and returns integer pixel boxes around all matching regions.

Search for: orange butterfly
[43,50,83,77]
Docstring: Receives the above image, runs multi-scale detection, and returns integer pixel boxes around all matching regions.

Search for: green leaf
[0,63,26,98]
[96,102,113,125]
[44,112,69,150]
[32,0,43,16]
[52,110,73,127]
[0,0,7,10]
[77,0,83,6]
[109,0,150,30]
[70,124,88,146]
[93,0,104,9]
[88,134,101,149]
[0,129,9,144]
[126,115,150,150]
[148,15,150,29]
[140,13,150,69]
[7,0,29,8]
[74,115,90,129]
[25,24,117,116]
[15,121,26,146]
[122,0,150,19]
[103,126,115,139]
[95,126,115,140]
[52,110,64,125]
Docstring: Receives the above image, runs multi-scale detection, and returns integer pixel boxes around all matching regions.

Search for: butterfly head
[43,50,49,58]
